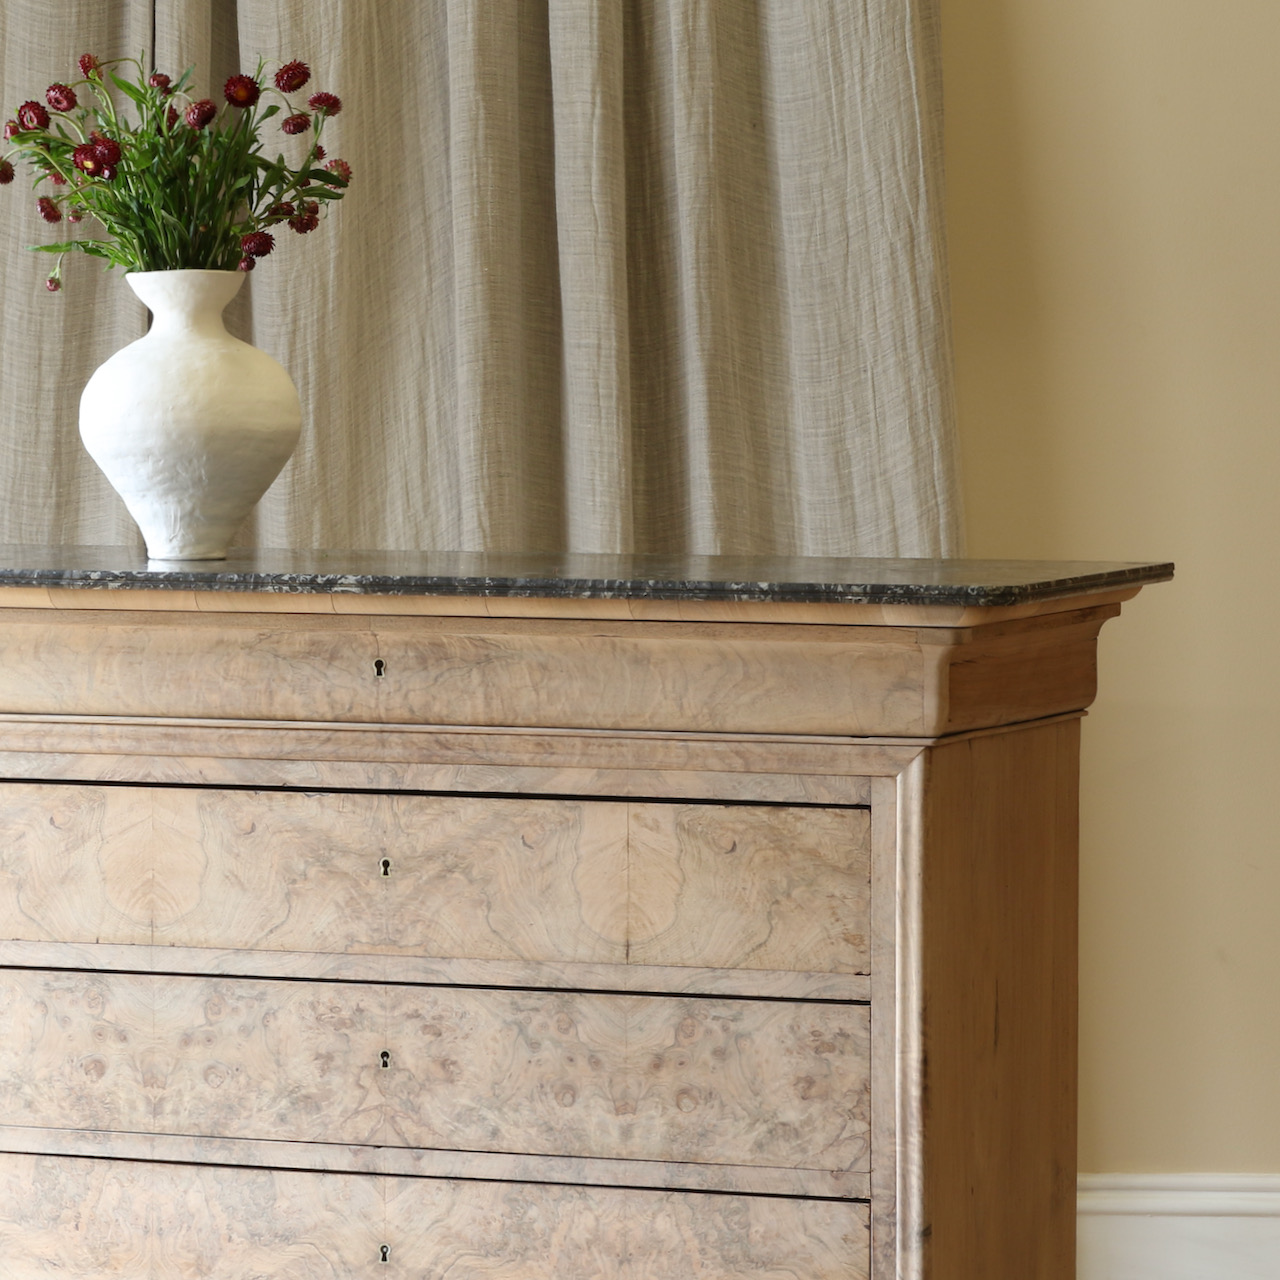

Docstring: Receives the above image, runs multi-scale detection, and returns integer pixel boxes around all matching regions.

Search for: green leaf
[28,241,80,253]
[108,71,147,107]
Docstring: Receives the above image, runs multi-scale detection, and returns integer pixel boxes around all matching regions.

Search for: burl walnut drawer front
[0,783,870,981]
[0,606,927,735]
[0,969,870,1175]
[0,1153,871,1279]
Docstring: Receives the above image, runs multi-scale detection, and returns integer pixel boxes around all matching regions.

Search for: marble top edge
[0,547,1174,605]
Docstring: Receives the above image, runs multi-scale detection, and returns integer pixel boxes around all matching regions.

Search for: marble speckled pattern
[0,544,1173,604]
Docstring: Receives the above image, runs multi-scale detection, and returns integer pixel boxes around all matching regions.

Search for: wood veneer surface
[0,1153,872,1278]
[0,563,1151,1278]
[0,1123,872,1199]
[906,719,1080,1280]
[0,602,1114,735]
[0,970,872,1175]
[0,784,870,984]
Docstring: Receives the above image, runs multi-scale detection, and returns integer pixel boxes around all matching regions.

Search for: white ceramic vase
[79,269,302,560]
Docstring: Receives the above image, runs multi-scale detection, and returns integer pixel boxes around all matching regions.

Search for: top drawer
[0,591,1122,735]
[0,607,929,734]
[1,783,870,996]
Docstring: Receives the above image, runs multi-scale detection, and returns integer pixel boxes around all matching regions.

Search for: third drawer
[0,968,871,1176]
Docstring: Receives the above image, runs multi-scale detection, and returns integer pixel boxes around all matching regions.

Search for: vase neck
[126,270,244,339]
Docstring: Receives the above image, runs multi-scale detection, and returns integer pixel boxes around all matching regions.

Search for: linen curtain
[0,0,962,557]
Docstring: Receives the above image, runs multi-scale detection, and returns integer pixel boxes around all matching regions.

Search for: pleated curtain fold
[0,0,962,557]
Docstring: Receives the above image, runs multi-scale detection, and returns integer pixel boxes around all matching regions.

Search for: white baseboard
[1078,1174,1280,1280]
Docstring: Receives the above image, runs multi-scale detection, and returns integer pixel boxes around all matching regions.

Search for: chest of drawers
[0,549,1169,1278]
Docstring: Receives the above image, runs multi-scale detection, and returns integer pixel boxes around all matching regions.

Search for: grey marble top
[0,546,1174,606]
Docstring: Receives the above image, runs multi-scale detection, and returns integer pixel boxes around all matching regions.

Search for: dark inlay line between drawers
[0,774,871,811]
[0,962,872,1007]
[0,1137,873,1205]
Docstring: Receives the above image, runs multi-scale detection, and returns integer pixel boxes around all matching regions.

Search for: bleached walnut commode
[0,548,1171,1279]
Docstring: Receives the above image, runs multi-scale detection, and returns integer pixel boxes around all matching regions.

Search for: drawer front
[0,1152,871,1278]
[0,971,870,1175]
[0,608,924,735]
[1,783,869,979]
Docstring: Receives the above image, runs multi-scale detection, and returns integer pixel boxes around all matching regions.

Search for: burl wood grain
[385,1172,871,1279]
[623,803,869,973]
[386,987,871,1170]
[0,971,870,1175]
[0,783,870,984]
[0,972,383,1144]
[0,1153,871,1278]
[0,602,1116,736]
[0,1153,384,1278]
[0,608,928,734]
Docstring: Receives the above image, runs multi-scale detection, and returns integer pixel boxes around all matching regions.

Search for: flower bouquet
[0,54,350,290]
[0,55,352,561]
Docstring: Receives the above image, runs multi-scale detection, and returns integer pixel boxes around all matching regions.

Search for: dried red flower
[237,255,256,272]
[37,196,61,223]
[45,277,61,292]
[46,84,77,112]
[267,201,295,221]
[281,112,310,135]
[148,72,172,94]
[185,99,217,129]
[70,134,121,182]
[89,133,122,165]
[49,172,67,186]
[307,92,341,117]
[79,54,101,80]
[224,74,261,108]
[67,210,83,222]
[288,207,319,234]
[324,158,351,182]
[73,143,102,174]
[166,105,179,129]
[313,145,325,161]
[2,120,18,140]
[0,159,13,184]
[275,61,311,93]
[74,143,117,181]
[17,101,50,131]
[241,231,275,258]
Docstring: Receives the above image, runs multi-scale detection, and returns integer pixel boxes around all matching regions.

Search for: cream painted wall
[939,0,1280,1170]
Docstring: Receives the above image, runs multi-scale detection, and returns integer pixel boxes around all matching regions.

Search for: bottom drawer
[0,1153,870,1279]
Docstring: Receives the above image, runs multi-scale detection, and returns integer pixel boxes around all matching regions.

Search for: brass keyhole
[380,857,391,877]
[373,658,386,678]
[379,1244,390,1263]
[380,1050,390,1069]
